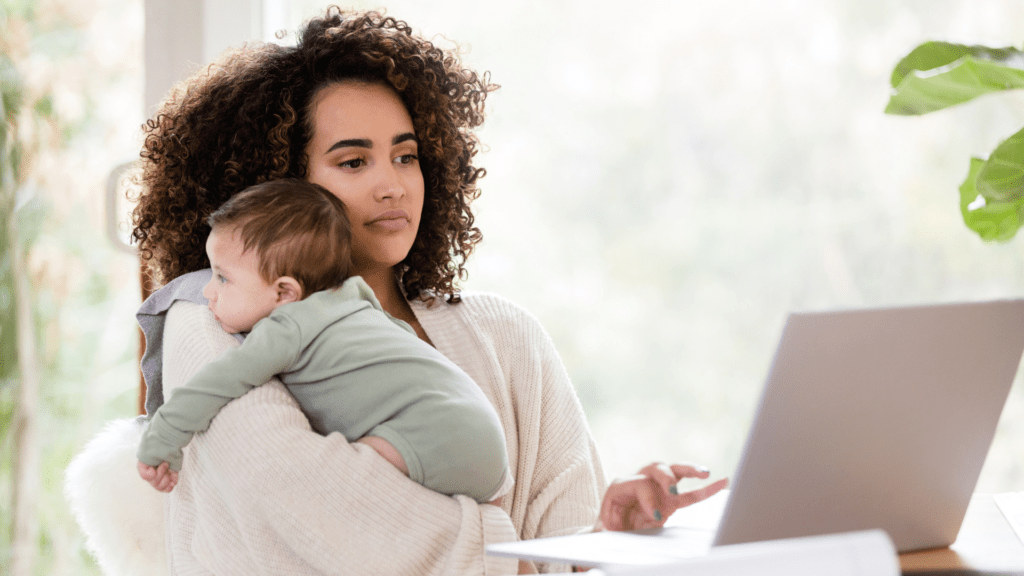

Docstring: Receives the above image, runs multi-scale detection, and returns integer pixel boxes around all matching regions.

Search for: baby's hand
[137,461,179,493]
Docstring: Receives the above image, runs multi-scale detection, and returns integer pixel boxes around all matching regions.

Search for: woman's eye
[396,154,418,165]
[339,158,365,169]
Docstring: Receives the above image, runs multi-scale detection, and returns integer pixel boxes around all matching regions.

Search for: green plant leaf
[977,125,1024,202]
[886,41,1024,115]
[960,156,1024,242]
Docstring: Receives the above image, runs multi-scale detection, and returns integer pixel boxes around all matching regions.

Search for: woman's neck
[356,267,404,316]
[355,266,431,344]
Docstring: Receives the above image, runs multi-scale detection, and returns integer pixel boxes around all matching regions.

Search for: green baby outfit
[137,276,509,502]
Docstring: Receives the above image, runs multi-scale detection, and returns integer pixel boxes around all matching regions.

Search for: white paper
[994,492,1024,545]
[598,530,898,576]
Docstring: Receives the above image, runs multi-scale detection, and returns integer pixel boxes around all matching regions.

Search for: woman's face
[305,81,425,277]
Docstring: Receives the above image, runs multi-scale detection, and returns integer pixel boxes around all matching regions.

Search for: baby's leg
[357,436,504,507]
[356,436,409,476]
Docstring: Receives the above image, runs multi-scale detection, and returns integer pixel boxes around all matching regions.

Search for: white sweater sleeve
[162,301,518,575]
[485,300,604,535]
[415,295,607,574]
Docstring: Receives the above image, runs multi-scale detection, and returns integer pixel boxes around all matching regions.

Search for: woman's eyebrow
[324,133,417,154]
[325,138,372,154]
[393,132,417,145]
[321,133,413,154]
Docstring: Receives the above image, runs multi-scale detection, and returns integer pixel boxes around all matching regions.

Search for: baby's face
[202,226,280,334]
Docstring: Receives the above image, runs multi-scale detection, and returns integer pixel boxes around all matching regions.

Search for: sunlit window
[4,1,1024,572]
[278,0,1024,492]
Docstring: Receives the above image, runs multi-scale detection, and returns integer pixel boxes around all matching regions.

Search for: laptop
[488,299,1024,568]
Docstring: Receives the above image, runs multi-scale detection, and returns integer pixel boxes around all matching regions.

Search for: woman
[94,8,725,574]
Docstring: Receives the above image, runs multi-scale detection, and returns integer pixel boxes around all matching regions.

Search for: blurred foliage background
[3,0,1024,573]
[1,0,142,573]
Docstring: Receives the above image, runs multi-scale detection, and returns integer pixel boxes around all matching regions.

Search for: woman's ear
[274,277,303,304]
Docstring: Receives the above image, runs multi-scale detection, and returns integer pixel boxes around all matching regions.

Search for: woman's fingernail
[654,510,662,521]
[669,485,678,495]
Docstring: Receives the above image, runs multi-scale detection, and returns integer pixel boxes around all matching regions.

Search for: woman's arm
[423,295,608,573]
[515,334,606,541]
[505,309,606,571]
[139,314,302,476]
[162,301,519,575]
[493,304,727,563]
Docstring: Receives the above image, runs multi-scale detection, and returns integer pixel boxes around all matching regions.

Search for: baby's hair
[207,179,352,297]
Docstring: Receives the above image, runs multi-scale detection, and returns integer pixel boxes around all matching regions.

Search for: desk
[901,493,1024,573]
[492,492,1024,574]
[665,491,1024,574]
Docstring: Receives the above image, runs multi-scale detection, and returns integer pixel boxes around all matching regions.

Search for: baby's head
[202,178,352,334]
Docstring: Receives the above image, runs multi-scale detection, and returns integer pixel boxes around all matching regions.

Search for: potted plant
[886,41,1024,241]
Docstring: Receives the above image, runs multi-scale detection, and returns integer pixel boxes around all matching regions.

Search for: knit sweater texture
[138,277,511,503]
[160,290,606,575]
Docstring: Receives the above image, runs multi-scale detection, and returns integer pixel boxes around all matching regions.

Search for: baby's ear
[275,277,303,304]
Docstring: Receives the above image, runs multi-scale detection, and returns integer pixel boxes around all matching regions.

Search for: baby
[136,179,510,504]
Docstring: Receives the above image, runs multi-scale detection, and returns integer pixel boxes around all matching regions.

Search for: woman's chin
[354,232,416,268]
[354,249,415,277]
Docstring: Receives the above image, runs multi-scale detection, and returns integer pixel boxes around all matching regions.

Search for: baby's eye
[339,158,365,169]
[218,274,227,283]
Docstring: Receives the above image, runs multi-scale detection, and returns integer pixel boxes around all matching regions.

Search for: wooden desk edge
[900,494,1024,572]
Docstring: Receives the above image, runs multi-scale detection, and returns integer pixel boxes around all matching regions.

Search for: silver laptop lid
[714,299,1024,552]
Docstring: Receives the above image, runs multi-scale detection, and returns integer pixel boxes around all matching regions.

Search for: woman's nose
[373,165,405,202]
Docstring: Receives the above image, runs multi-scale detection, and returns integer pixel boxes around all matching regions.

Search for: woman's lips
[368,209,410,231]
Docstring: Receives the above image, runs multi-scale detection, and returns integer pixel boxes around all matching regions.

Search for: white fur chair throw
[65,418,168,576]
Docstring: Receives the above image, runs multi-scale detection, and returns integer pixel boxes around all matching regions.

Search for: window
[6,1,1024,572]
[274,0,1024,491]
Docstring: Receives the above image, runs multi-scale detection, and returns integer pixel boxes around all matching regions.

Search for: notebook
[487,299,1024,568]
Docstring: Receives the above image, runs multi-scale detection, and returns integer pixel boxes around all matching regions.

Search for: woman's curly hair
[132,7,496,303]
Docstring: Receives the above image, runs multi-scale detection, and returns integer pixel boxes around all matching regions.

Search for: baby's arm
[160,301,519,574]
[136,314,302,489]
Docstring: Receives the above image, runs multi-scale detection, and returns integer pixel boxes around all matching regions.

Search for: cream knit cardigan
[149,290,605,574]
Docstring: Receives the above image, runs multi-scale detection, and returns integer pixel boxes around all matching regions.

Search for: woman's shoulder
[161,300,242,396]
[412,290,555,357]
[419,290,543,330]
[139,269,211,316]
[165,301,247,368]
